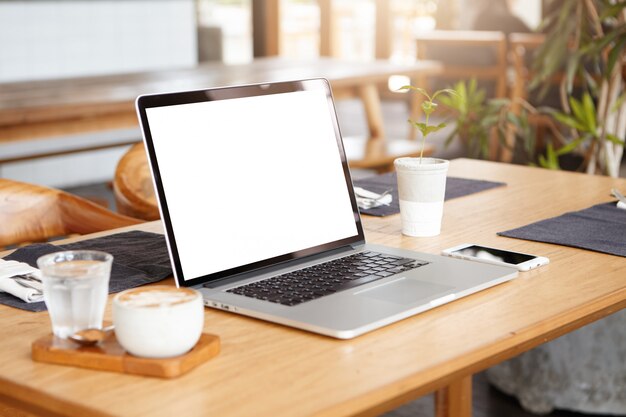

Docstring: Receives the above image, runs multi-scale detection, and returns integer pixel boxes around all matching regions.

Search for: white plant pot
[394,157,449,237]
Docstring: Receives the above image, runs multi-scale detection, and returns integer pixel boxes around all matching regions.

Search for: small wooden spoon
[68,325,115,347]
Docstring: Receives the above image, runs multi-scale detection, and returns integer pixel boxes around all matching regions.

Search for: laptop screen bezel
[135,78,366,288]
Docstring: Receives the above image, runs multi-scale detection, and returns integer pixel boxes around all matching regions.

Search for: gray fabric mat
[353,172,506,217]
[498,202,626,257]
[1,231,171,312]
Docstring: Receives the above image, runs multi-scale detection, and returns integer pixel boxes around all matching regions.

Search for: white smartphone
[442,243,549,271]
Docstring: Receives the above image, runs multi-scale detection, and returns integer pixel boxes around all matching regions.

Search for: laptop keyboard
[226,251,429,306]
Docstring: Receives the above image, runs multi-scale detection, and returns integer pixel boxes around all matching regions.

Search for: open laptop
[135,78,517,339]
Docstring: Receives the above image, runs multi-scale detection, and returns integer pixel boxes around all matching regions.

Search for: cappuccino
[113,286,204,358]
[117,287,197,308]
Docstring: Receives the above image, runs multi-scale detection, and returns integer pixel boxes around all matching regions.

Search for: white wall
[0,0,197,82]
[0,0,197,187]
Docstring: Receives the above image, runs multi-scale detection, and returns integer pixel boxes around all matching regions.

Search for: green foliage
[401,85,460,162]
[411,121,447,137]
[533,1,626,96]
[529,0,626,175]
[538,143,561,170]
[438,80,523,160]
[549,92,625,146]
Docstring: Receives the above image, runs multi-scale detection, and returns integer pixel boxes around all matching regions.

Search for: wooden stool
[113,143,160,221]
[0,179,142,248]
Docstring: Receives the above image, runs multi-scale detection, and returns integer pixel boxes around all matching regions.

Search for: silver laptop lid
[136,79,365,288]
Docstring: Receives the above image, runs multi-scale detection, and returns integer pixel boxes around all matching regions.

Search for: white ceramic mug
[113,286,204,358]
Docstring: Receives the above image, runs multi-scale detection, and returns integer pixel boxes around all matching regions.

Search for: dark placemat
[1,231,171,312]
[498,202,626,257]
[353,172,506,216]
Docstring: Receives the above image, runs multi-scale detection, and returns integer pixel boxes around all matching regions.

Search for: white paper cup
[113,286,204,358]
[394,157,449,237]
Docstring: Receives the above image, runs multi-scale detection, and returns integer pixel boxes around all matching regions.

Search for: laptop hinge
[351,240,365,250]
[203,244,359,289]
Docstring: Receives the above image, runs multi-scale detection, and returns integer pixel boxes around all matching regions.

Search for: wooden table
[0,159,624,417]
[0,57,441,169]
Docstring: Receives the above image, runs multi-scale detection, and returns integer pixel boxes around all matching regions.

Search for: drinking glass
[37,251,113,339]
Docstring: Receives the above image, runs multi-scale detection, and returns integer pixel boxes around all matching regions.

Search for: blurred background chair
[504,32,578,163]
[411,30,508,148]
[113,142,160,221]
[409,30,508,162]
[415,30,507,98]
[0,178,142,248]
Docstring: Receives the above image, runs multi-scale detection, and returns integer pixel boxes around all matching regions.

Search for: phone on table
[442,243,549,271]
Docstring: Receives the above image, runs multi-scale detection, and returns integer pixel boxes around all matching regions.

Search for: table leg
[357,84,386,160]
[434,375,472,417]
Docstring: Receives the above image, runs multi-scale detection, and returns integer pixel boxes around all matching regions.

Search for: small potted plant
[394,86,459,237]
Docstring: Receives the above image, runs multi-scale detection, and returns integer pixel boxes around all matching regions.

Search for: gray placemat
[498,202,626,257]
[1,231,171,312]
[353,172,506,216]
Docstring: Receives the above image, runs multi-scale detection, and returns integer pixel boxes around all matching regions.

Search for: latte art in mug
[117,287,197,308]
[113,286,204,358]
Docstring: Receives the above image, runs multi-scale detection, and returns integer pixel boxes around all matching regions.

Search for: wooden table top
[0,57,441,127]
[1,159,625,417]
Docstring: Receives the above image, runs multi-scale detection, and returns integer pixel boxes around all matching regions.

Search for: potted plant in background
[437,79,536,162]
[529,0,626,176]
[394,86,458,237]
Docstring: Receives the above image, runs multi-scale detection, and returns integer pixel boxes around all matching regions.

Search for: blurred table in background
[0,57,441,171]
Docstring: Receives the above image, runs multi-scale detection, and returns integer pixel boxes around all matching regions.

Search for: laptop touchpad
[356,278,453,305]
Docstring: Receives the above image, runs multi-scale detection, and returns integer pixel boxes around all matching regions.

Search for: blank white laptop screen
[145,90,358,281]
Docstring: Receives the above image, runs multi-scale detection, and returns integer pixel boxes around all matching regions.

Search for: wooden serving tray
[32,331,220,378]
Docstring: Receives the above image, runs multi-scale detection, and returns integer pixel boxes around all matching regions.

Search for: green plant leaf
[569,96,587,126]
[555,137,585,156]
[591,26,626,52]
[480,132,490,159]
[398,85,431,100]
[421,101,438,115]
[611,92,626,113]
[488,98,510,107]
[480,114,499,127]
[606,133,625,145]
[506,112,524,128]
[432,88,461,101]
[552,111,587,131]
[565,53,581,94]
[540,143,561,170]
[581,93,597,132]
[600,2,626,19]
[413,121,447,137]
[607,38,626,78]
[583,71,598,93]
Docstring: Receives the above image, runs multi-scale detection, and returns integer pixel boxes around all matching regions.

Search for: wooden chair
[113,142,160,221]
[0,179,142,248]
[411,30,508,144]
[503,33,567,162]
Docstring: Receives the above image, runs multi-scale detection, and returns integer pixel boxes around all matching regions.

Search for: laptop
[135,78,518,339]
